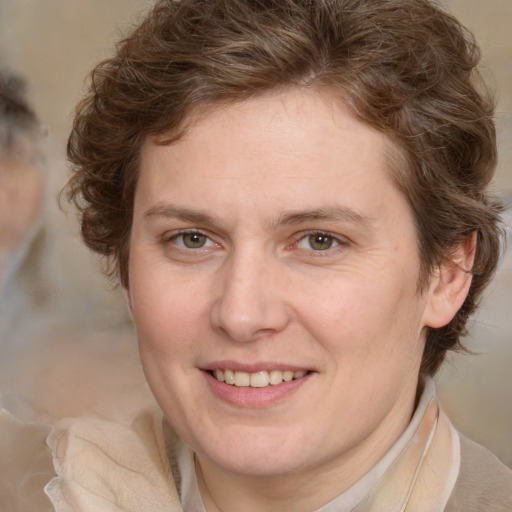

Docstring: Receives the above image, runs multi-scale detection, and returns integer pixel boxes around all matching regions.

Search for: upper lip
[202,361,314,373]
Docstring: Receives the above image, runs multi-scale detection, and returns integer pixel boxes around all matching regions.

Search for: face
[0,152,43,256]
[128,89,435,485]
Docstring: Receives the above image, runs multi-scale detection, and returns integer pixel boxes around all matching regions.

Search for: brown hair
[66,0,504,375]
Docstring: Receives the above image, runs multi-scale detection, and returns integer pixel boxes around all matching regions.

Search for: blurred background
[0,0,510,466]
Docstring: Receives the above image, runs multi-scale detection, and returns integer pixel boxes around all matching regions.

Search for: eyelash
[291,230,348,254]
[164,229,218,250]
[164,229,347,255]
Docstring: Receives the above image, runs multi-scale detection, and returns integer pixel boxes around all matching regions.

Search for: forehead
[142,89,393,181]
[135,88,409,230]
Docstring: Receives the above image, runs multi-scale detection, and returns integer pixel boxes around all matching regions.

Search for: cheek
[131,279,199,392]
[0,168,43,249]
[297,270,425,363]
[129,264,208,356]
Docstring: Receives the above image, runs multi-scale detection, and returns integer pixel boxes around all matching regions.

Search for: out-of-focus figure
[0,70,151,423]
[0,70,45,327]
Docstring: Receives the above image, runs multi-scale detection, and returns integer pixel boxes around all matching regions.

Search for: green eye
[308,233,334,250]
[181,232,208,248]
[296,232,341,251]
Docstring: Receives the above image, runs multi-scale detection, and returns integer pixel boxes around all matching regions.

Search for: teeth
[269,370,283,385]
[250,371,269,388]
[212,369,308,387]
[283,370,294,382]
[234,371,250,387]
[224,369,235,385]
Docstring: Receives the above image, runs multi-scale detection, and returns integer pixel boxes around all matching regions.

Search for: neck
[0,247,27,337]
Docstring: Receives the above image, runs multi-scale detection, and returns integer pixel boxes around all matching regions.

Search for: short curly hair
[66,0,504,375]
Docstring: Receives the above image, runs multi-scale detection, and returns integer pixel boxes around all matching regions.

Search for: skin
[0,148,43,292]
[126,88,473,511]
[0,156,43,252]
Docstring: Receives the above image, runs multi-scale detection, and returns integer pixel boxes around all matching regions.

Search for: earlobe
[423,232,477,329]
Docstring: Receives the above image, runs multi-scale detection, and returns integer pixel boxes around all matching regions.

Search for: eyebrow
[276,206,374,227]
[144,204,218,225]
[144,203,373,228]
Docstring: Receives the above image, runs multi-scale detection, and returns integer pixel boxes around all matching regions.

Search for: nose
[210,250,291,343]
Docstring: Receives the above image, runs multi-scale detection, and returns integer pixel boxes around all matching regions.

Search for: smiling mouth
[210,369,309,388]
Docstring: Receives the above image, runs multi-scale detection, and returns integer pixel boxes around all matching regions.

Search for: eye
[169,231,216,249]
[297,232,341,251]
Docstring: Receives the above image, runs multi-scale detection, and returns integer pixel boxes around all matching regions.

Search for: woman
[3,0,512,510]
[0,70,45,334]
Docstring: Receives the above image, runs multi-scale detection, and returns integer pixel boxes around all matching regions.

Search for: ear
[123,285,135,321]
[422,232,477,329]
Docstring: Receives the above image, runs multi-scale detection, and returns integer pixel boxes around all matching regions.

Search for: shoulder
[0,408,185,512]
[0,408,55,511]
[46,411,184,511]
[446,434,512,512]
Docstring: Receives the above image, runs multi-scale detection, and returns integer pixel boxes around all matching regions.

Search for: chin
[193,423,320,477]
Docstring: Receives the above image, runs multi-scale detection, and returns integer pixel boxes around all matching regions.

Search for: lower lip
[203,371,312,408]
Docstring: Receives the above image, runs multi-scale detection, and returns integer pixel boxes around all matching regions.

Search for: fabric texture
[445,435,512,512]
[44,410,182,512]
